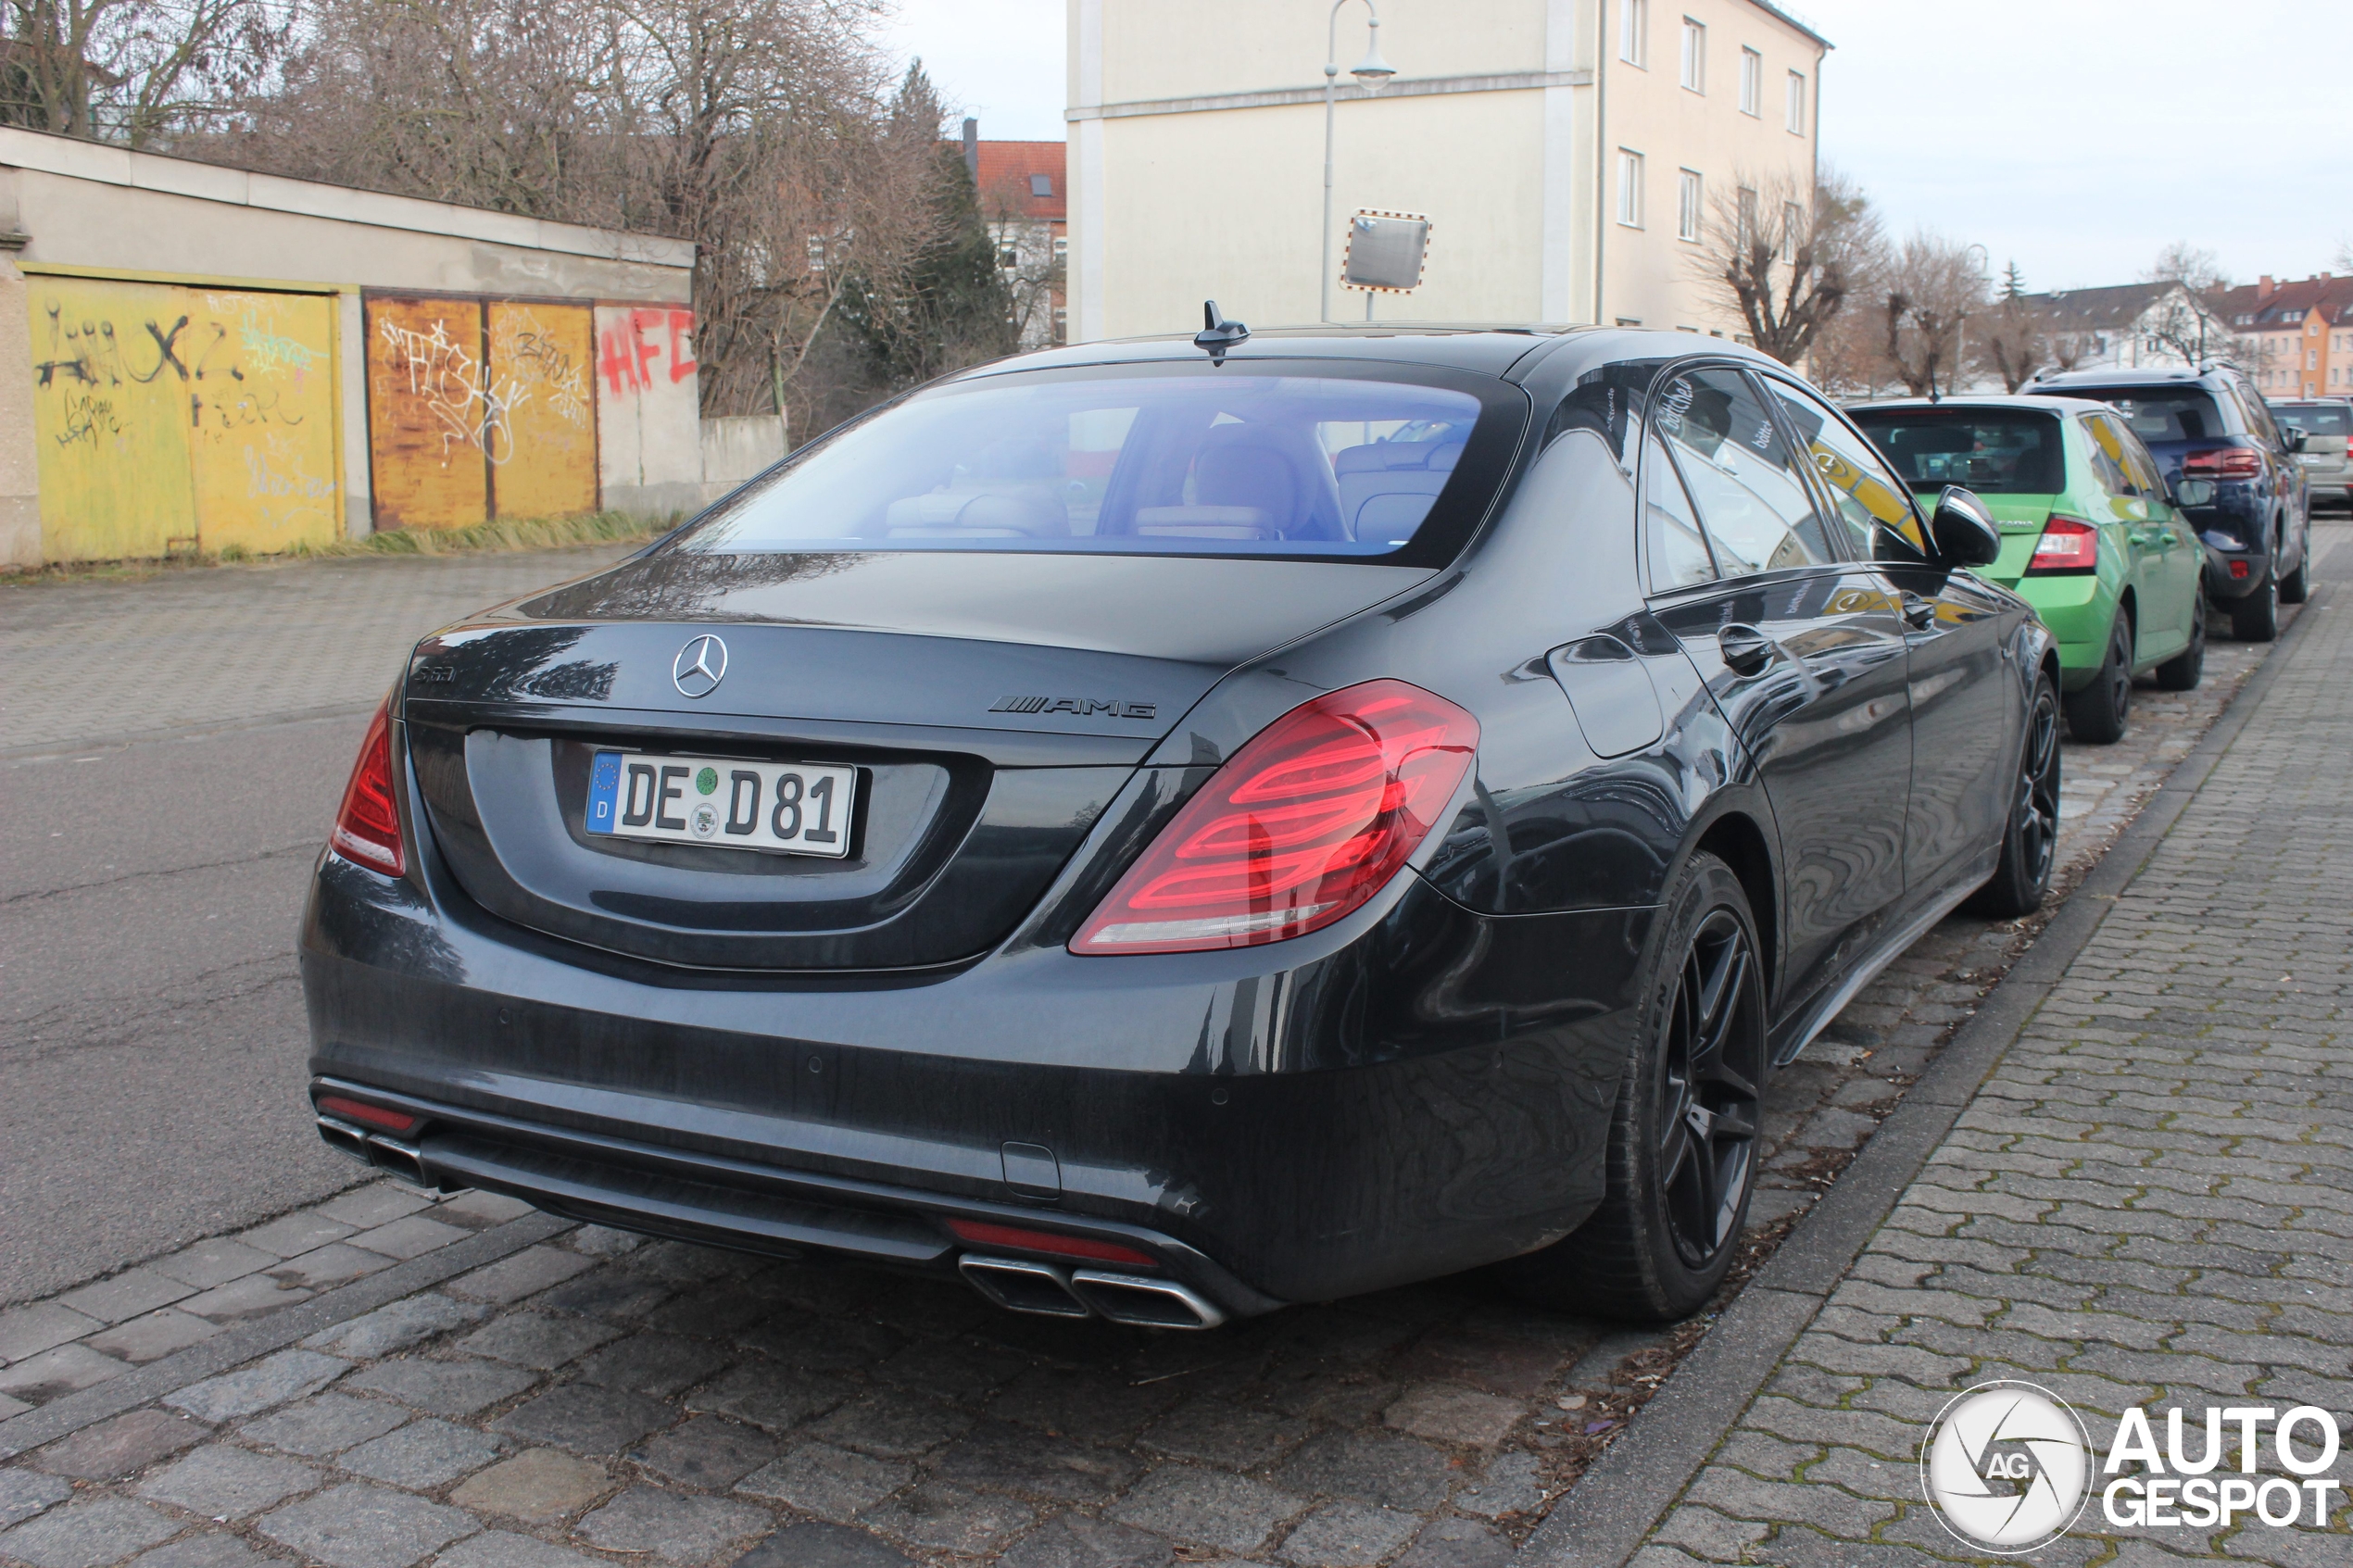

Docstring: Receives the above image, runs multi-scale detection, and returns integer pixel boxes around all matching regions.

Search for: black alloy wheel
[1967,667,2062,918]
[2063,612,2133,744]
[1495,852,1767,1323]
[1656,908,1766,1272]
[2154,586,2206,691]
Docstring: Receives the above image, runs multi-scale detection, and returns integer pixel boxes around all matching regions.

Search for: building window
[1734,186,1756,250]
[1680,19,1705,91]
[1052,234,1069,258]
[1029,174,1053,198]
[1051,307,1068,345]
[1617,150,1644,228]
[1780,200,1802,262]
[1740,47,1762,115]
[1786,70,1806,133]
[1678,169,1703,242]
[1620,0,1646,67]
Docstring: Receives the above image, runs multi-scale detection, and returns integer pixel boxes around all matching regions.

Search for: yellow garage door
[366,296,491,531]
[487,302,598,521]
[26,279,341,562]
[368,295,601,529]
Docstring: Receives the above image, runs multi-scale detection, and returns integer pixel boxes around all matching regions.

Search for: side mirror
[2171,476,2218,508]
[2282,426,2309,453]
[1927,485,2002,568]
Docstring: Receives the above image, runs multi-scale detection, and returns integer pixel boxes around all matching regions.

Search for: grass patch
[4,510,677,585]
[293,509,676,559]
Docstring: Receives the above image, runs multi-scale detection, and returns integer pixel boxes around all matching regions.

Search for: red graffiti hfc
[600,310,697,395]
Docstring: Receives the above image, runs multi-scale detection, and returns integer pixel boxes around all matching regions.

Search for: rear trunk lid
[401,549,1434,972]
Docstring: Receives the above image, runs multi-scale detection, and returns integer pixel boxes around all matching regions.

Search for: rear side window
[1650,365,1838,577]
[2272,403,2350,437]
[1642,433,1716,589]
[1850,408,2065,495]
[680,365,1505,561]
[2068,389,2233,444]
[2081,415,2139,499]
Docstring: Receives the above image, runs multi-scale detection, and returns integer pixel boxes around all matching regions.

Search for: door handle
[1899,593,1938,631]
[1718,622,1778,674]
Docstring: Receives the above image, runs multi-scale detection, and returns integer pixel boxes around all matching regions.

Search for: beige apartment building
[1065,0,1827,343]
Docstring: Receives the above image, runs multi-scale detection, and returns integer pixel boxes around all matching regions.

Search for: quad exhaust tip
[958,1253,1225,1329]
[315,1115,435,1189]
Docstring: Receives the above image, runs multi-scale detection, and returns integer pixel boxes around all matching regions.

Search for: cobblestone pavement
[0,547,638,757]
[0,540,2333,1567]
[1631,563,2352,1564]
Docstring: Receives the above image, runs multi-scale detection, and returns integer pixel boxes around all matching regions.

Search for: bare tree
[1689,165,1880,366]
[1,0,292,145]
[2140,241,2234,366]
[1975,268,2055,393]
[218,0,967,421]
[1873,231,1988,398]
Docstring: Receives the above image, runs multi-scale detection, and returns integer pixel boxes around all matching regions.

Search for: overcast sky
[882,0,2352,294]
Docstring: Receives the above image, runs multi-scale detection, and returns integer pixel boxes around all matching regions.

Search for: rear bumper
[2005,574,2112,684]
[301,847,1649,1315]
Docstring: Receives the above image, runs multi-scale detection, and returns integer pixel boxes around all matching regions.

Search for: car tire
[2278,547,2309,605]
[2231,574,2279,642]
[2154,587,2206,691]
[1494,850,1767,1323]
[2061,612,2132,744]
[1965,667,2061,919]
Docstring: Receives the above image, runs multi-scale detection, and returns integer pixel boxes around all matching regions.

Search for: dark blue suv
[2029,365,2311,640]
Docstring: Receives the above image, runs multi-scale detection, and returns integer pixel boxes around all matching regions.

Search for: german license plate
[585,752,855,858]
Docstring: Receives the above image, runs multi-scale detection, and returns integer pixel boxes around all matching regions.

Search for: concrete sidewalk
[1602,580,2352,1562]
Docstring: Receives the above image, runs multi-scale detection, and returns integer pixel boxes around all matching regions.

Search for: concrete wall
[0,127,699,564]
[1068,0,1820,344]
[595,305,710,520]
[700,415,788,488]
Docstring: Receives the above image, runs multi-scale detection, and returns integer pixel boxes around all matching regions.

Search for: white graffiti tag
[378,316,531,463]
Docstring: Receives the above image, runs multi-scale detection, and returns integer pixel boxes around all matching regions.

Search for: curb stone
[1521,581,2335,1567]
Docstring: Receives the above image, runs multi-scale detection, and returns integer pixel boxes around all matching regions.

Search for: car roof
[950,324,1795,384]
[1849,395,2107,416]
[2027,366,2239,390]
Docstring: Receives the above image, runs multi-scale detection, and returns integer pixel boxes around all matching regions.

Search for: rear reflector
[1072,679,1478,954]
[2025,515,2098,575]
[2230,559,2251,579]
[330,699,405,876]
[316,1095,422,1135]
[947,1220,1157,1267]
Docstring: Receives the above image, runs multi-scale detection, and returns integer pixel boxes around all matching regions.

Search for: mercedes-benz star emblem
[673,634,728,698]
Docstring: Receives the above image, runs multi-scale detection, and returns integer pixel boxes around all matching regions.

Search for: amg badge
[991,696,1157,720]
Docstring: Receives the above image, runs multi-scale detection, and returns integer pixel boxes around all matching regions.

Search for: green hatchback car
[1850,396,2205,742]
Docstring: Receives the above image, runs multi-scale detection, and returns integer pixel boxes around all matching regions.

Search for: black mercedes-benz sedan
[303,323,2058,1328]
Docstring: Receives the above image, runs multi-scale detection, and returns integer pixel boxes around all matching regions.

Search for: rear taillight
[2183,446,2262,479]
[2026,515,2099,575]
[1071,680,1478,955]
[331,699,405,876]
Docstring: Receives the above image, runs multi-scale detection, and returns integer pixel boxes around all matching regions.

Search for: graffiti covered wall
[595,304,708,517]
[28,278,340,561]
[366,295,605,530]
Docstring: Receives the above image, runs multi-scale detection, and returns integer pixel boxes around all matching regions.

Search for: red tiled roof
[971,140,1065,222]
[2211,275,2353,328]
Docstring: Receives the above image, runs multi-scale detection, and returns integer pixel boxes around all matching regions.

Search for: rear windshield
[2058,388,2233,445]
[1849,408,2066,495]
[2272,403,2351,437]
[678,364,1512,561]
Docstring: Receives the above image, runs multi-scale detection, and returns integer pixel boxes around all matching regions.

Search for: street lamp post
[1322,0,1395,323]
